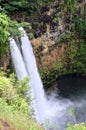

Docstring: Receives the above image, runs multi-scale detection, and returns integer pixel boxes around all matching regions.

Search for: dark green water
[57,75,86,99]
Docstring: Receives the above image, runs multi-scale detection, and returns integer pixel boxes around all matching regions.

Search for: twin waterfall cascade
[10,27,86,130]
[10,27,48,124]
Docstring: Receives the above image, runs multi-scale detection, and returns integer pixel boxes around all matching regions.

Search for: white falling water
[18,27,49,123]
[9,37,28,80]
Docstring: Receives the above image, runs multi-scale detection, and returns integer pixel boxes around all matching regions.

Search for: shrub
[0,75,29,113]
[0,13,9,59]
[75,5,86,39]
[66,123,86,130]
[0,72,44,130]
[0,0,53,15]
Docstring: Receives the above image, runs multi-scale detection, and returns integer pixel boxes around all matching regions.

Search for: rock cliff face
[30,0,86,86]
[31,0,85,37]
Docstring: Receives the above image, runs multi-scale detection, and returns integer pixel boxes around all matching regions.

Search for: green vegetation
[66,123,86,130]
[0,12,31,64]
[0,71,44,130]
[75,5,86,39]
[0,13,9,59]
[63,0,77,15]
[65,39,86,74]
[0,0,53,16]
[40,62,63,85]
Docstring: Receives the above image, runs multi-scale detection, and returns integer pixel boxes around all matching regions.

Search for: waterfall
[19,27,49,123]
[10,28,86,130]
[9,37,28,80]
[10,28,48,124]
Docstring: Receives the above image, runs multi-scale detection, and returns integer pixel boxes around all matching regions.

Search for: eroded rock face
[0,118,15,130]
[0,51,10,71]
[31,1,86,86]
[31,0,85,50]
[31,0,85,38]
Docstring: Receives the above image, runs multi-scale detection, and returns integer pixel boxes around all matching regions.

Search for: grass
[0,101,44,130]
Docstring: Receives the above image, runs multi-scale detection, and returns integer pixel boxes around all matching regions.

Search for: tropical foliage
[0,0,53,15]
[66,123,86,130]
[0,13,9,59]
[75,5,86,39]
[0,71,44,130]
[0,13,31,63]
